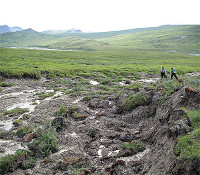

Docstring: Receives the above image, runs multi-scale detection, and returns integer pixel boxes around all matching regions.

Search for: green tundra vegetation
[0,47,199,79]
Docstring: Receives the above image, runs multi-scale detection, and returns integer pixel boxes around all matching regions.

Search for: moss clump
[124,93,147,111]
[3,108,29,117]
[16,126,32,138]
[22,114,29,119]
[119,140,145,157]
[72,112,87,120]
[31,101,38,105]
[12,119,23,127]
[82,96,92,102]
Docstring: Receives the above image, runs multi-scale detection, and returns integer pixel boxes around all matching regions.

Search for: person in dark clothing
[160,67,167,78]
[171,67,178,80]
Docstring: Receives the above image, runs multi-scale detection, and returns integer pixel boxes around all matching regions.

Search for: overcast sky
[1,0,199,32]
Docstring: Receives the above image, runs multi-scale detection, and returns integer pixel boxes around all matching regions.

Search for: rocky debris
[105,159,126,175]
[113,105,124,114]
[119,132,134,142]
[173,87,200,109]
[88,98,109,109]
[185,87,199,98]
[96,111,105,117]
[168,119,191,138]
[87,129,100,139]
[54,156,89,171]
[145,106,156,117]
[167,108,193,138]
[169,108,192,126]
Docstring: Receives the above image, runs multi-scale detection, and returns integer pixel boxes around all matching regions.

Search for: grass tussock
[3,108,29,117]
[124,93,147,111]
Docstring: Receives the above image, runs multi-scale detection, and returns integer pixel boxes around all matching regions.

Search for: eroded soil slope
[0,75,199,175]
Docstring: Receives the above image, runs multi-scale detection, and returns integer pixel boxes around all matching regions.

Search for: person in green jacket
[171,67,178,80]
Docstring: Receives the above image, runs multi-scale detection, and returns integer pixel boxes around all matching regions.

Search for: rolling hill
[0,25,199,53]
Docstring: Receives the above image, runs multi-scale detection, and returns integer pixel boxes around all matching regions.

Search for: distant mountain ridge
[43,28,82,34]
[0,25,23,34]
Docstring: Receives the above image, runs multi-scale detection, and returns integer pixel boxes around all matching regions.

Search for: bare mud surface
[0,74,199,175]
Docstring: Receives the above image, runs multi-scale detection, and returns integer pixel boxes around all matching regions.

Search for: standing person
[160,67,167,78]
[171,67,178,80]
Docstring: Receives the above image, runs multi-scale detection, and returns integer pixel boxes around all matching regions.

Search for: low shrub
[54,105,68,117]
[28,122,59,157]
[0,150,36,174]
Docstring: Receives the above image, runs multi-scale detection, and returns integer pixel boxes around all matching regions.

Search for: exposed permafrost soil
[0,75,199,175]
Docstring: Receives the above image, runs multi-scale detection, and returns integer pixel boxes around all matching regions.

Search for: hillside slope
[98,25,200,53]
[0,29,108,51]
[0,25,199,53]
